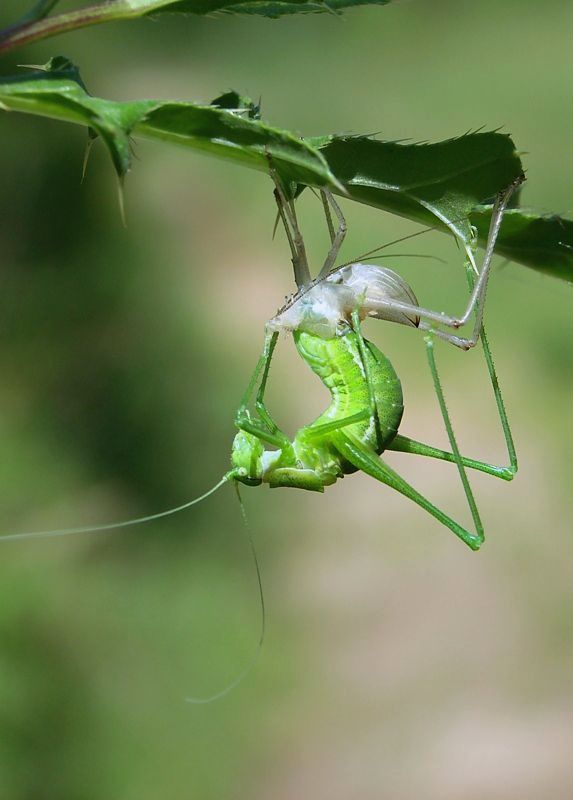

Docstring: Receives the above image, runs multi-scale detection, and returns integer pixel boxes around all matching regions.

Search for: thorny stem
[0,1,169,55]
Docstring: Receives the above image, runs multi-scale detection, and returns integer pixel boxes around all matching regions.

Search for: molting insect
[2,173,524,553]
[229,174,524,550]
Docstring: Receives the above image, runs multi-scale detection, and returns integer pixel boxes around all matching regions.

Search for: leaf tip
[81,131,97,183]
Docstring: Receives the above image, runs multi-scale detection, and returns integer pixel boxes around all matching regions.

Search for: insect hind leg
[332,430,483,550]
[419,334,485,543]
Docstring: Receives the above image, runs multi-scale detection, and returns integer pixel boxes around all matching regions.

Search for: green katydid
[230,174,523,550]
[0,174,523,552]
[0,173,524,701]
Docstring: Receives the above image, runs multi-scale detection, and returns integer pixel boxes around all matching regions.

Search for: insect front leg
[236,331,277,413]
[235,330,291,450]
[236,330,280,419]
[253,330,284,437]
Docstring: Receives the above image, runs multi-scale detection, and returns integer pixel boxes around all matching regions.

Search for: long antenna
[186,483,266,704]
[337,222,450,270]
[0,472,236,543]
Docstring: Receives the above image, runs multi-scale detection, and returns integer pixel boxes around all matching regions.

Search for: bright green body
[229,177,519,551]
[232,327,402,492]
[232,319,516,551]
[292,329,402,471]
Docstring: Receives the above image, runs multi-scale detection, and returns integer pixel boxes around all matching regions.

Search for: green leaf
[156,0,391,16]
[313,133,524,246]
[0,62,570,282]
[471,207,573,283]
[0,59,335,186]
[310,133,572,281]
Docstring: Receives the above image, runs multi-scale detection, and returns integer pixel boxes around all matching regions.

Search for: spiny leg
[318,190,347,278]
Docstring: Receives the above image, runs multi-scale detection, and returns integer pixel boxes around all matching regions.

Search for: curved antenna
[306,186,465,278]
[2,468,266,702]
[357,252,447,265]
[0,471,236,543]
[3,469,266,702]
[186,483,266,704]
[336,223,448,271]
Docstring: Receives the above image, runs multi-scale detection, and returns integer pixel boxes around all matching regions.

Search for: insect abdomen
[364,338,403,452]
[294,330,403,455]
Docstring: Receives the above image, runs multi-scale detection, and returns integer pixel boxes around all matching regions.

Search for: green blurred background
[0,1,572,797]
